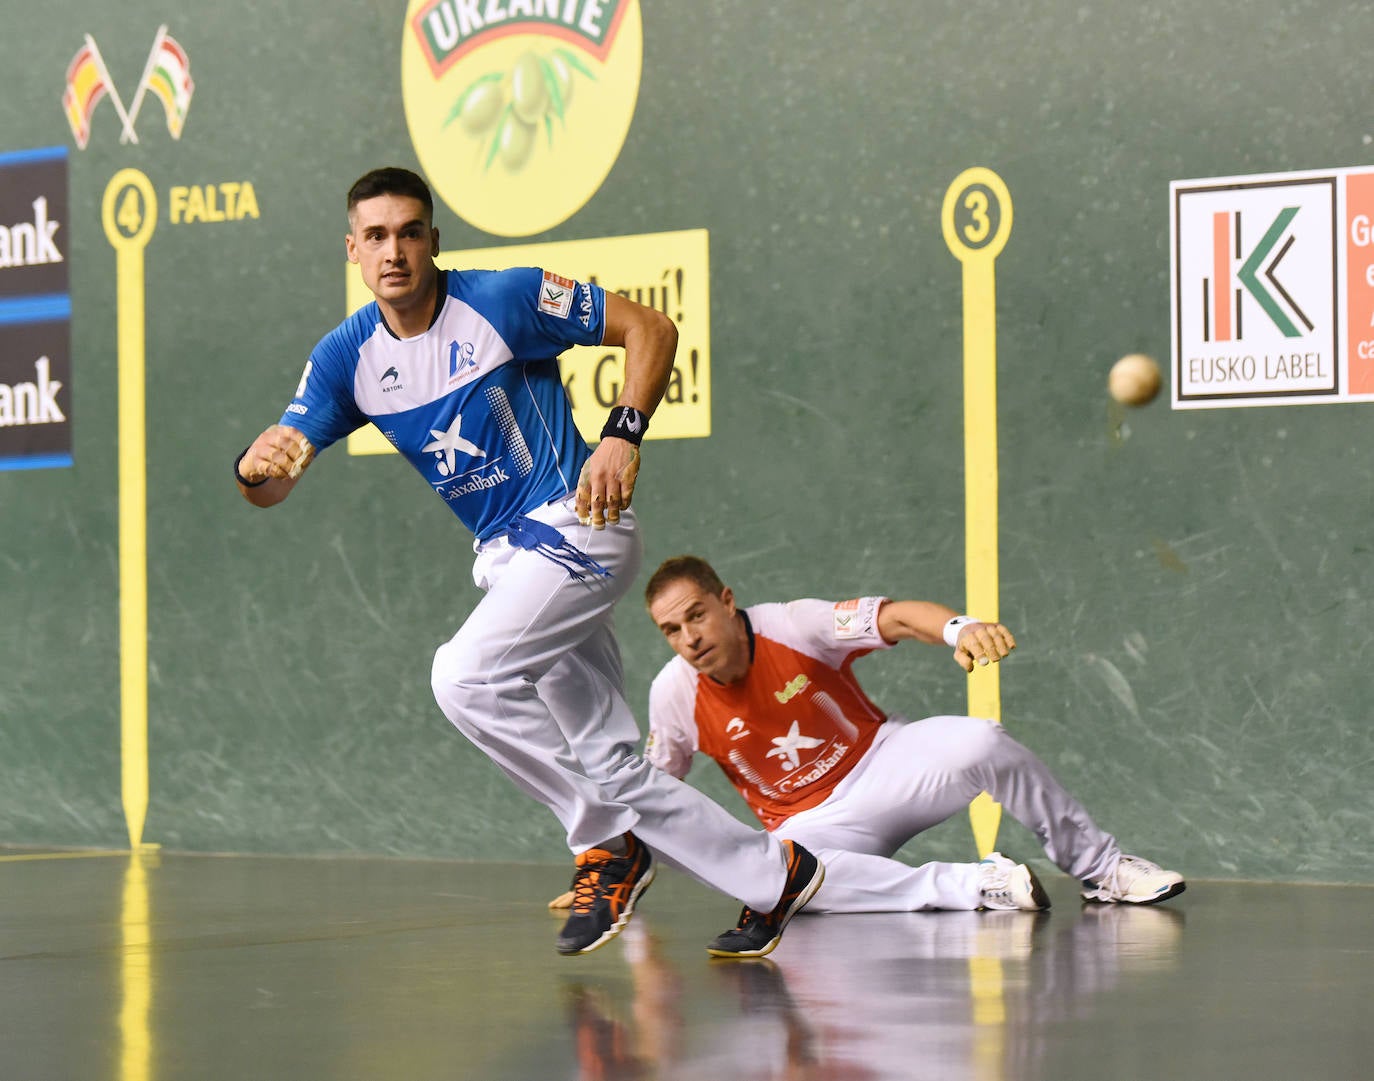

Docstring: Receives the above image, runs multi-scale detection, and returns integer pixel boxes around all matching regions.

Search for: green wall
[2,0,1370,883]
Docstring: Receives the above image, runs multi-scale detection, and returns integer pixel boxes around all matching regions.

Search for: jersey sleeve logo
[538,270,577,318]
[578,281,594,327]
[833,599,863,639]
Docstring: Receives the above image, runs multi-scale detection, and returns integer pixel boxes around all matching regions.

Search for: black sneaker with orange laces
[555,833,656,955]
[706,840,824,958]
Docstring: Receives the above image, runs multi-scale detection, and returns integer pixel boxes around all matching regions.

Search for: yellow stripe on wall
[102,169,158,851]
[942,168,1013,857]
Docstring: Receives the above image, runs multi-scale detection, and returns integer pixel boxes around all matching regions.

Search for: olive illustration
[498,112,536,170]
[456,79,505,134]
[511,52,549,125]
[446,49,597,173]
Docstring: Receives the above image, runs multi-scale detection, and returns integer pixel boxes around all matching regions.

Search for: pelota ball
[1108,353,1162,406]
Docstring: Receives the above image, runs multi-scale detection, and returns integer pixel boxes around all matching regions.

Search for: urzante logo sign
[1171,166,1374,409]
[401,0,641,237]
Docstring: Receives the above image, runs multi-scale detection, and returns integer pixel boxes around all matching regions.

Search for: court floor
[2,849,1371,1081]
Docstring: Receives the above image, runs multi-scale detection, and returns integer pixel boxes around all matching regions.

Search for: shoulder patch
[538,271,577,318]
[833,598,863,639]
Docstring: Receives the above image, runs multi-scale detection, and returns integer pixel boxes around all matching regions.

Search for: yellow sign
[402,0,643,237]
[345,228,711,456]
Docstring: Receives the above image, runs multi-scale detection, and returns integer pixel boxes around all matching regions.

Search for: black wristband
[234,447,269,487]
[599,406,648,445]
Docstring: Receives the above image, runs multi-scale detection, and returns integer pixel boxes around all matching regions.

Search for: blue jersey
[280,267,606,541]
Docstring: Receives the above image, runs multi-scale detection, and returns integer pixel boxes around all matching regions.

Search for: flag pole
[84,35,139,145]
[122,24,168,145]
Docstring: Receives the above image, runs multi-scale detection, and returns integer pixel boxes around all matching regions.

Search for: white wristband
[943,616,978,648]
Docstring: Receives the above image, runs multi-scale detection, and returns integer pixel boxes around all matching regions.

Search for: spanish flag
[62,43,109,149]
[144,31,194,139]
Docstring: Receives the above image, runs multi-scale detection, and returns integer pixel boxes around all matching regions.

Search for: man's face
[649,579,749,684]
[345,194,439,313]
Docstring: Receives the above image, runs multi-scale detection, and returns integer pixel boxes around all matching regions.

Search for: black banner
[0,146,71,470]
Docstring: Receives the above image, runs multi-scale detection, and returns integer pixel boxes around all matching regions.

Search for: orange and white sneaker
[706,841,825,959]
[555,833,656,955]
[1081,854,1185,905]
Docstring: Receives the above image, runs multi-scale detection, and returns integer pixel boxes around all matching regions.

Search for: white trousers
[774,715,1122,912]
[430,497,787,912]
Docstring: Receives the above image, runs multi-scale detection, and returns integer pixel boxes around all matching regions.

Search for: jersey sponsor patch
[538,271,577,318]
[832,599,863,639]
[577,281,594,327]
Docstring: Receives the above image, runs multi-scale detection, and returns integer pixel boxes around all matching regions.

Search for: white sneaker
[978,852,1050,911]
[1081,854,1185,905]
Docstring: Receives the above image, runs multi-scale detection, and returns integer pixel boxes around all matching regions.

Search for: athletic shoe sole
[1081,879,1186,906]
[1020,863,1052,910]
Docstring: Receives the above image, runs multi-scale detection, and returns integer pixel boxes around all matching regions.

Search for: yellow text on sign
[167,181,260,223]
[346,228,710,456]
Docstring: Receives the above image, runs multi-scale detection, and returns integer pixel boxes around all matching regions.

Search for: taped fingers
[617,447,640,505]
[576,448,639,528]
[576,461,594,526]
[604,448,639,523]
[287,435,315,479]
[984,624,1017,657]
[961,624,1017,667]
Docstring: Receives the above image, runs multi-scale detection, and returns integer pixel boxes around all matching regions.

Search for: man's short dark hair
[346,167,434,222]
[645,555,727,608]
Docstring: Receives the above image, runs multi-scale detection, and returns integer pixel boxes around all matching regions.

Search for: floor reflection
[562,904,1185,1081]
[120,849,158,1081]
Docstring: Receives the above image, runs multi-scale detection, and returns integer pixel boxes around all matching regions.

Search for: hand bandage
[287,435,314,479]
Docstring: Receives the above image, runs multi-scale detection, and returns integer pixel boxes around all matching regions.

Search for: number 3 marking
[963,189,991,245]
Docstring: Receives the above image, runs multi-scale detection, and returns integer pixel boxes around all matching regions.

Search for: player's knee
[431,640,489,702]
[590,744,647,789]
[926,714,1005,773]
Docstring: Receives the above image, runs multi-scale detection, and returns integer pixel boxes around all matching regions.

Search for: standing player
[232,168,823,958]
[641,555,1185,914]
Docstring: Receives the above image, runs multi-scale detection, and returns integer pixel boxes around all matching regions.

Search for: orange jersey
[646,597,892,830]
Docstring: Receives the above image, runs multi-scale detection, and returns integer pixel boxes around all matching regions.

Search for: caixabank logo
[0,146,71,471]
[402,0,642,237]
[1172,173,1338,408]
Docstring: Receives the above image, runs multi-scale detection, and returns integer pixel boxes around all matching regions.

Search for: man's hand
[239,424,315,483]
[576,438,640,529]
[235,425,315,508]
[953,622,1017,672]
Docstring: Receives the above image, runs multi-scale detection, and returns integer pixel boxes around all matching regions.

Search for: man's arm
[643,666,699,780]
[234,424,315,508]
[877,599,1017,672]
[575,292,678,529]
